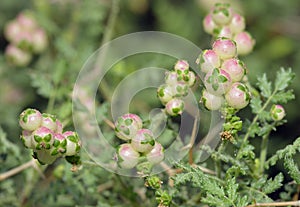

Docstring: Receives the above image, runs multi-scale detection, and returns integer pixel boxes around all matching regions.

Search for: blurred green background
[0,0,300,206]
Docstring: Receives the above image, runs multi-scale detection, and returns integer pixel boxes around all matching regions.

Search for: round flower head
[212,37,237,60]
[117,143,140,169]
[221,58,246,82]
[211,3,233,25]
[19,108,42,131]
[204,68,232,96]
[146,142,164,165]
[270,105,285,121]
[114,113,143,141]
[234,31,255,56]
[131,129,155,153]
[201,89,224,111]
[197,49,221,73]
[225,82,251,109]
[165,98,185,116]
[32,126,54,150]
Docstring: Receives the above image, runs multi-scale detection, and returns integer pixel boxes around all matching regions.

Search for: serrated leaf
[262,173,284,194]
[275,67,295,91]
[271,89,295,104]
[257,74,272,98]
[225,177,238,202]
[284,156,300,184]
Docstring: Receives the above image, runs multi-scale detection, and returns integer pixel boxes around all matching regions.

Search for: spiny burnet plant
[19,108,81,165]
[9,2,300,207]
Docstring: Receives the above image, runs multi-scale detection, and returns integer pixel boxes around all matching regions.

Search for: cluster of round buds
[19,108,81,165]
[114,113,164,169]
[4,11,48,67]
[197,38,251,111]
[203,3,255,56]
[157,60,196,116]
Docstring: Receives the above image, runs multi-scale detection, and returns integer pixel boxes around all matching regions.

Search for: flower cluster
[198,37,251,111]
[157,60,196,116]
[203,3,255,56]
[19,108,81,165]
[114,114,164,169]
[4,12,48,67]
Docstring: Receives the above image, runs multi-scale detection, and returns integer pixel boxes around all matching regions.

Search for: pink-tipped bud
[32,126,54,150]
[204,68,232,96]
[221,58,246,82]
[117,143,140,169]
[32,29,48,53]
[5,45,32,67]
[165,98,184,116]
[157,84,175,105]
[174,60,189,75]
[187,71,196,87]
[63,131,81,156]
[19,108,42,131]
[203,14,218,35]
[215,26,233,39]
[131,129,155,153]
[234,31,255,56]
[16,12,37,31]
[211,3,233,25]
[196,49,221,73]
[41,113,57,132]
[4,20,21,42]
[225,82,251,109]
[114,113,143,141]
[201,89,224,111]
[212,37,237,60]
[229,13,246,34]
[270,105,285,121]
[51,133,67,156]
[146,142,164,165]
[165,71,180,86]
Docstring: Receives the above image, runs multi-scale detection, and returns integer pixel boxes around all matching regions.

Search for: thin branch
[246,200,300,207]
[0,159,44,181]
